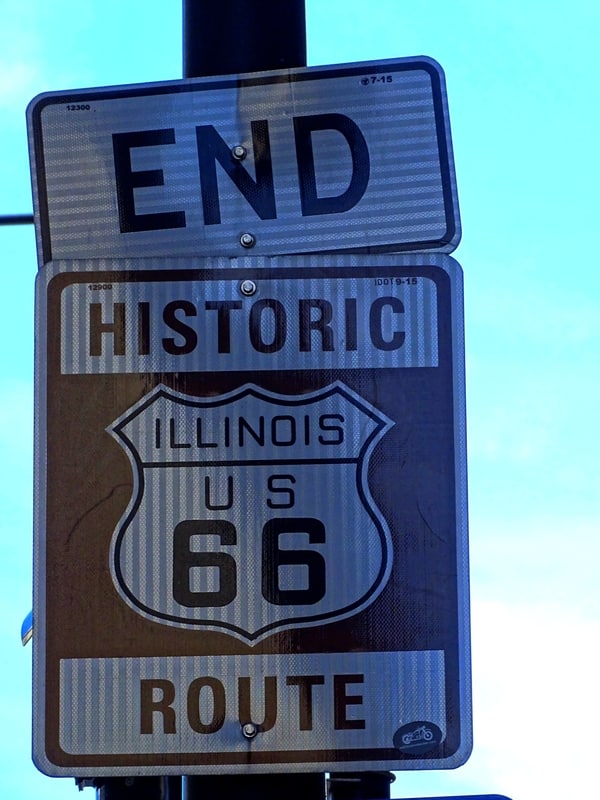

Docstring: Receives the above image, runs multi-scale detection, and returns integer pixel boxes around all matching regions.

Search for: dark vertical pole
[182,7,317,800]
[185,773,326,800]
[183,0,306,79]
[91,776,181,800]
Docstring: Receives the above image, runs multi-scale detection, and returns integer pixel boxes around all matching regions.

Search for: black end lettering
[112,129,186,233]
[195,120,276,225]
[294,113,370,216]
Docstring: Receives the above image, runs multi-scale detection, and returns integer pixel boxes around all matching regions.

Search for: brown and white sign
[33,253,470,775]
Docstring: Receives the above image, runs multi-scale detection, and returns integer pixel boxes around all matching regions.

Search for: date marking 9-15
[374,277,417,286]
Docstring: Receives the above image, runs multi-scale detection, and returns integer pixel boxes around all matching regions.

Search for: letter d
[293,113,370,216]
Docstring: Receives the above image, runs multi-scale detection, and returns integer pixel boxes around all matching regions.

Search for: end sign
[27,56,460,266]
[33,253,470,776]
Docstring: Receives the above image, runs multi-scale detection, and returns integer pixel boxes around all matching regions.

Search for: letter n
[195,120,277,224]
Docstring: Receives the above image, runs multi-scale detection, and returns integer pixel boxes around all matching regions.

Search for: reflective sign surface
[33,253,470,775]
[28,57,460,266]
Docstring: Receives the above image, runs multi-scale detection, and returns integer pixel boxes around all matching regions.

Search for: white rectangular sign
[27,57,460,266]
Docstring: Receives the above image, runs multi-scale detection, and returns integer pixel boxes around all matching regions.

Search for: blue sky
[1,1,599,799]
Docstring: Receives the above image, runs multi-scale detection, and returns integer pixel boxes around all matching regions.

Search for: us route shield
[33,253,470,775]
[109,381,393,641]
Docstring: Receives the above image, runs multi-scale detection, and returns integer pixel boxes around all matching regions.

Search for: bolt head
[231,145,247,160]
[240,279,257,296]
[242,722,258,739]
[240,232,256,248]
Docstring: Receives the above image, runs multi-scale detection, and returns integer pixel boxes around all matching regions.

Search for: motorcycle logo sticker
[393,721,443,755]
[108,381,394,642]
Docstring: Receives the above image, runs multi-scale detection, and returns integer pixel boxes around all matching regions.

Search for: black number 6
[173,520,237,607]
[262,517,326,605]
[172,517,326,609]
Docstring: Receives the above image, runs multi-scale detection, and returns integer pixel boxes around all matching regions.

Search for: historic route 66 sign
[33,253,471,776]
[109,382,393,641]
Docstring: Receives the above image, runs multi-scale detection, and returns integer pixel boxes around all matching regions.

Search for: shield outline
[108,380,394,642]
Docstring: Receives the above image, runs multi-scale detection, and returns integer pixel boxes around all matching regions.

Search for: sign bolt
[231,144,247,161]
[240,232,256,248]
[242,722,258,739]
[240,279,257,296]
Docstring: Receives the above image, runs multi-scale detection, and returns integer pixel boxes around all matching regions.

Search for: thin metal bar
[0,214,34,225]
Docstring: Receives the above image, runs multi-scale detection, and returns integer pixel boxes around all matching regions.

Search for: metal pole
[181,2,318,799]
[183,0,306,78]
[328,771,396,800]
[185,773,326,800]
[90,776,181,800]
